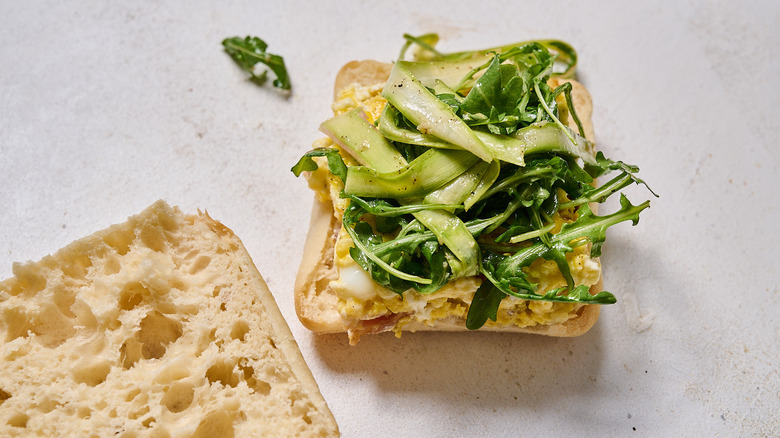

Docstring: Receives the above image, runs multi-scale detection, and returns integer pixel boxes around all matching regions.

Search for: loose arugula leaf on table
[222,36,291,91]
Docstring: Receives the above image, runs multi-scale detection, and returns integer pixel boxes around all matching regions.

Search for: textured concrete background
[1,1,778,436]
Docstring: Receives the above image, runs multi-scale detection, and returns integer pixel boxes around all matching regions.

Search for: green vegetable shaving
[222,36,291,90]
[293,34,656,329]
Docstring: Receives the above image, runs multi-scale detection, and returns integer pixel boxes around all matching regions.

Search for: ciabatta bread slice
[295,61,602,343]
[0,200,338,437]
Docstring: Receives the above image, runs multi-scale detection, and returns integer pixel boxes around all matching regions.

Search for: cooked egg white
[307,82,601,334]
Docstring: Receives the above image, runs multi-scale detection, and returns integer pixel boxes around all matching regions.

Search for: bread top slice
[294,60,601,343]
[0,200,338,438]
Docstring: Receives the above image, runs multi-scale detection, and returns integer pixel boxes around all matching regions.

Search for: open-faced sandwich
[293,34,653,345]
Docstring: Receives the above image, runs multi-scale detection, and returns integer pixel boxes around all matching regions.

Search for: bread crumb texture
[0,201,338,437]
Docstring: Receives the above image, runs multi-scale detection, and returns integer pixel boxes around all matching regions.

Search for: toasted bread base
[295,60,602,339]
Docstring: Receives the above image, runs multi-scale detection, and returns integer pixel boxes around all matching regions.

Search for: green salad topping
[293,34,655,329]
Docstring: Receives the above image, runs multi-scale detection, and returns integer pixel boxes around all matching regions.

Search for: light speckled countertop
[1,1,778,436]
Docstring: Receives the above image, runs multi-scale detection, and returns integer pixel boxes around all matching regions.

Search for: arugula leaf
[291,148,347,183]
[459,55,530,135]
[222,36,291,90]
[495,195,650,285]
[584,151,658,197]
[465,280,505,330]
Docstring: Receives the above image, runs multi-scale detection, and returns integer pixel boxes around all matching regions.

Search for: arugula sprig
[222,36,291,90]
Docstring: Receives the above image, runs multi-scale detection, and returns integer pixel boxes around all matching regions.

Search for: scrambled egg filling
[307,83,601,332]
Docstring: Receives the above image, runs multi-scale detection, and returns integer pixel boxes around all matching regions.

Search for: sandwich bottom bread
[0,201,338,437]
[294,58,603,345]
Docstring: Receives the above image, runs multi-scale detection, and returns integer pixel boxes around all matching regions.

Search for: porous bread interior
[294,60,601,338]
[0,200,338,438]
